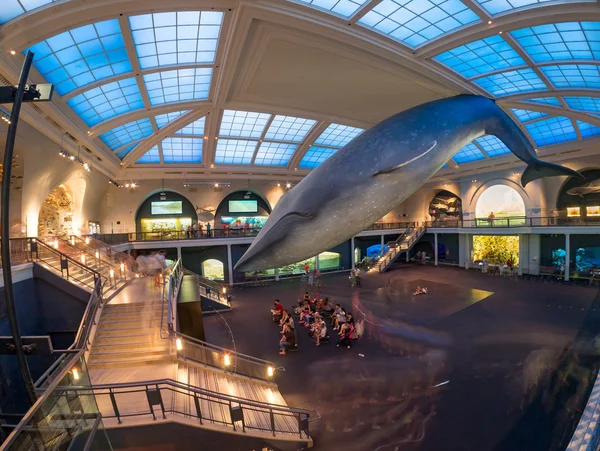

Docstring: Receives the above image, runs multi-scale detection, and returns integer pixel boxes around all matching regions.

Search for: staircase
[376,225,426,273]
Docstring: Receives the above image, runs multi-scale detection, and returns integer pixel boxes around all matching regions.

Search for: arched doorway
[38,185,75,237]
[475,185,526,226]
[429,190,462,223]
[202,259,224,281]
[214,191,271,232]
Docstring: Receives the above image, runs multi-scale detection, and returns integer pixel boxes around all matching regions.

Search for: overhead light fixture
[286,182,292,188]
[277,183,281,187]
[9,50,15,55]
[499,31,503,34]
[488,20,492,24]
[214,183,219,188]
[183,181,231,186]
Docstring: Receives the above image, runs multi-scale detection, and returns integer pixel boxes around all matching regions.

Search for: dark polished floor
[204,265,600,451]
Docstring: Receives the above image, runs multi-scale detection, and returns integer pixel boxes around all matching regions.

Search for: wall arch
[428,189,462,221]
[467,178,531,218]
[475,184,526,224]
[214,190,272,229]
[202,259,224,281]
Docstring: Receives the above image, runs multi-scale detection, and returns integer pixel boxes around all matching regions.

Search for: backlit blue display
[523,97,562,107]
[219,110,271,138]
[174,117,206,136]
[359,0,479,48]
[453,142,485,164]
[525,116,577,146]
[564,96,600,113]
[474,0,574,16]
[129,11,223,69]
[577,121,600,138]
[66,77,144,126]
[434,35,525,78]
[27,19,131,96]
[115,143,137,159]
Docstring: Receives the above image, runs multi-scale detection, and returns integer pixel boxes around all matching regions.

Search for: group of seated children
[413,286,429,296]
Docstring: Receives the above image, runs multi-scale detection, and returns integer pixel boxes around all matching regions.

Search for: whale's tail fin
[522,160,582,186]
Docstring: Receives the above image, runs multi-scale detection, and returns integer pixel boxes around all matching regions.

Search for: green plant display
[472,235,519,265]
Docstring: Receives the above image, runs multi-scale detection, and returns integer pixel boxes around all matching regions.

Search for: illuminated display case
[586,206,600,217]
[567,207,581,217]
[141,218,191,232]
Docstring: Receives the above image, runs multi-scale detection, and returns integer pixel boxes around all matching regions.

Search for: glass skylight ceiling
[27,19,131,96]
[453,142,486,164]
[525,116,577,145]
[137,145,161,164]
[215,139,258,165]
[577,121,600,138]
[162,137,203,163]
[315,123,364,147]
[265,116,316,142]
[129,11,223,69]
[475,0,578,15]
[115,143,137,160]
[524,97,562,106]
[219,111,271,138]
[564,96,600,113]
[99,118,153,151]
[143,68,212,105]
[541,64,600,88]
[473,69,546,96]
[155,111,190,129]
[511,22,600,63]
[474,135,510,157]
[174,117,206,136]
[358,0,479,48]
[294,0,371,18]
[299,146,339,168]
[1,0,57,25]
[66,78,144,126]
[510,108,548,122]
[434,36,525,78]
[254,143,298,166]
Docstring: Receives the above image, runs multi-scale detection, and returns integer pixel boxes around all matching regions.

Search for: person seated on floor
[295,299,309,316]
[279,309,290,327]
[300,302,317,326]
[333,308,347,331]
[303,292,311,303]
[314,296,324,311]
[413,286,428,296]
[313,314,328,346]
[271,299,284,322]
[321,298,334,316]
[331,304,342,326]
[279,324,296,355]
[339,312,354,336]
[281,313,294,333]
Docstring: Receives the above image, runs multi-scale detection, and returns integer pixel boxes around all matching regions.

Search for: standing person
[206,222,211,238]
[354,267,361,287]
[308,270,314,287]
[192,222,198,238]
[198,222,204,238]
[488,212,495,226]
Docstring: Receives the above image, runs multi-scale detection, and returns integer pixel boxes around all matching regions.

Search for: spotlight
[214,183,219,188]
[286,182,291,188]
[72,368,80,380]
[268,367,274,377]
[176,338,183,351]
[488,20,492,24]
[9,50,15,55]
[82,162,90,171]
[224,354,231,366]
[499,31,503,34]
[277,183,280,187]
[125,183,130,188]
[69,155,75,161]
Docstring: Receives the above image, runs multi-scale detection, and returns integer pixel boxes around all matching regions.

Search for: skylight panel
[265,116,316,142]
[143,68,212,105]
[358,0,479,48]
[541,64,600,89]
[472,69,547,96]
[155,110,190,128]
[434,35,525,78]
[511,22,600,63]
[174,117,206,136]
[137,145,161,163]
[1,0,58,25]
[525,116,577,146]
[254,142,298,166]
[510,108,548,122]
[564,96,600,113]
[577,120,600,138]
[99,118,154,151]
[27,19,131,96]
[293,0,372,18]
[129,11,223,69]
[214,139,258,164]
[474,135,511,157]
[315,123,364,147]
[523,97,562,107]
[66,77,144,126]
[115,143,137,159]
[299,146,339,168]
[452,142,485,164]
[161,137,203,163]
[474,0,580,16]
[219,110,271,138]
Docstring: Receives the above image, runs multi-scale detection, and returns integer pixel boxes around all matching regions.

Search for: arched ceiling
[3,0,600,183]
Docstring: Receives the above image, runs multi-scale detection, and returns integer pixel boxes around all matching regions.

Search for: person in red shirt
[271,299,284,322]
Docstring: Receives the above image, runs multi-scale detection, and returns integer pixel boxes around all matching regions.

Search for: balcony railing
[426,216,600,228]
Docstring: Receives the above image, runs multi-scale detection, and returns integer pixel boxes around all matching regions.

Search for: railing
[183,268,230,308]
[41,235,114,272]
[0,237,32,267]
[81,235,136,270]
[54,379,315,442]
[426,216,600,228]
[1,350,111,451]
[376,226,426,272]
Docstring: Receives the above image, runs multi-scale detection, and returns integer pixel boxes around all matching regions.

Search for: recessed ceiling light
[488,20,492,24]
[210,164,214,168]
[499,31,503,34]
[277,183,280,187]
[214,183,219,188]
[10,50,15,55]
[286,182,291,188]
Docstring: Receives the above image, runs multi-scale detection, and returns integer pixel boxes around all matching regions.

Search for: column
[176,247,182,261]
[315,254,320,271]
[381,235,385,256]
[518,234,523,276]
[565,234,570,282]
[351,237,355,269]
[275,268,280,282]
[464,234,471,270]
[227,244,233,286]
[434,233,438,266]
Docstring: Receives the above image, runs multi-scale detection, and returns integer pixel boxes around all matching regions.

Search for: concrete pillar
[315,254,320,271]
[275,268,280,281]
[565,234,570,282]
[518,234,524,276]
[176,247,182,261]
[464,234,471,270]
[227,244,233,286]
[381,235,385,256]
[351,237,355,269]
[434,233,438,266]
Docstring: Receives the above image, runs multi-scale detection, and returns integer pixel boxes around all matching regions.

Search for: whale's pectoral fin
[521,160,583,187]
[373,141,437,176]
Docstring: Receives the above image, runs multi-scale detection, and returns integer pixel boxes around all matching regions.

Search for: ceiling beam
[348,0,383,24]
[498,100,600,127]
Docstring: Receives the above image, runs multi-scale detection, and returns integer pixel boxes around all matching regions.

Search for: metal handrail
[182,267,230,306]
[83,235,135,267]
[42,235,114,269]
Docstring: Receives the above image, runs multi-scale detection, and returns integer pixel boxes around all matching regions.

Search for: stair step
[95,328,162,338]
[101,311,163,321]
[104,303,164,312]
[87,355,173,368]
[93,333,162,344]
[92,342,170,352]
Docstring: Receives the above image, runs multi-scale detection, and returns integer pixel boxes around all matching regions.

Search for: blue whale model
[235,95,581,272]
